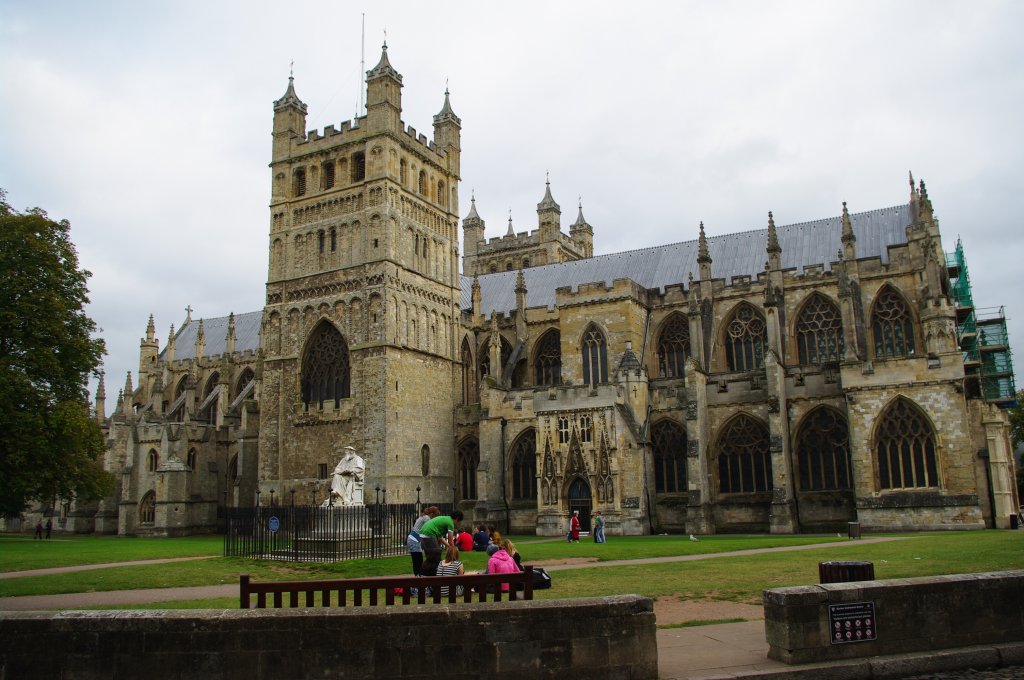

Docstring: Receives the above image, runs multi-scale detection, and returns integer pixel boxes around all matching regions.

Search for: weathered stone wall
[0,596,658,680]
[765,570,1024,664]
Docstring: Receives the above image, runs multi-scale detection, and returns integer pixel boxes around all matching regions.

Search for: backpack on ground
[531,566,552,590]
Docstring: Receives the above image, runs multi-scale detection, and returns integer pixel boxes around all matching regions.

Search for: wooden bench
[239,566,534,608]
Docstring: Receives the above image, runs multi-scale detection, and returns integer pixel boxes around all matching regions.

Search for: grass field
[1,530,1020,610]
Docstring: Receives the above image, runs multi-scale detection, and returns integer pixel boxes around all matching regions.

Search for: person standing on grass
[592,510,606,543]
[45,518,52,539]
[34,520,43,539]
[407,505,439,575]
[569,510,581,543]
[417,509,463,558]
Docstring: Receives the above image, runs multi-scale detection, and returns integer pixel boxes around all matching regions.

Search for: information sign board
[828,601,876,645]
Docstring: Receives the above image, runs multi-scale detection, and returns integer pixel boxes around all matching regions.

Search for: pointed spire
[273,73,308,114]
[841,202,856,244]
[506,212,515,237]
[697,222,711,263]
[167,323,176,348]
[367,41,402,83]
[124,371,134,398]
[918,179,934,222]
[195,319,206,360]
[466,193,481,220]
[766,211,781,254]
[433,86,461,126]
[572,197,590,229]
[537,174,560,212]
[228,312,236,338]
[146,314,155,341]
[96,370,106,400]
[226,312,236,355]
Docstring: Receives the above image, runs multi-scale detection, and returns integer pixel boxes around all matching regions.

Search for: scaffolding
[946,239,1016,407]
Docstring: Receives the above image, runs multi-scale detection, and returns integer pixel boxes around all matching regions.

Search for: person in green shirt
[417,510,463,576]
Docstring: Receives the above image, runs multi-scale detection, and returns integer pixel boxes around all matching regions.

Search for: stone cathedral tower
[260,44,463,505]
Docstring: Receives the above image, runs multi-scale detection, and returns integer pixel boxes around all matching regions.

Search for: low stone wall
[0,595,657,679]
[765,570,1024,664]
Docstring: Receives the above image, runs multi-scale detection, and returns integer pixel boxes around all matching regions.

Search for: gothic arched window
[509,430,537,500]
[725,303,766,372]
[235,368,255,399]
[294,167,306,197]
[534,330,561,386]
[418,170,426,195]
[421,445,430,477]
[457,438,479,501]
[581,325,608,387]
[147,449,159,472]
[187,448,197,473]
[652,420,687,493]
[301,322,351,409]
[872,287,915,359]
[139,491,156,525]
[717,414,771,494]
[796,294,844,366]
[323,160,335,190]
[876,398,938,489]
[478,335,512,382]
[352,152,366,182]
[657,313,690,378]
[796,407,852,491]
[399,158,407,184]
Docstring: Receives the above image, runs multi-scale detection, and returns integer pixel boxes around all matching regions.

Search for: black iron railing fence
[224,503,454,562]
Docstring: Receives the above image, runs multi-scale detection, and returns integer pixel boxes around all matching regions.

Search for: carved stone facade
[89,47,1018,537]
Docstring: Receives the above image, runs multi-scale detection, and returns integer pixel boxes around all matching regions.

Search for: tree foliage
[1008,390,1024,450]
[0,189,113,516]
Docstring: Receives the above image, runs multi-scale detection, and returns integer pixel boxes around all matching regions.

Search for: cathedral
[80,44,1018,537]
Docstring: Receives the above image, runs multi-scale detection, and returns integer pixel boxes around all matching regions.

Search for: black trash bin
[819,560,874,584]
[1011,514,1019,530]
[847,521,861,539]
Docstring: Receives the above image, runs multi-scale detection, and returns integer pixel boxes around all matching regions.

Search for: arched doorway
[567,478,592,532]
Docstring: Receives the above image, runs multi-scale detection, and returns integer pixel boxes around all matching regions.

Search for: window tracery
[872,288,915,359]
[876,398,938,489]
[725,304,766,372]
[796,407,852,491]
[509,430,537,500]
[300,323,351,409]
[652,420,687,493]
[657,314,690,378]
[457,438,479,500]
[717,415,771,493]
[796,294,844,365]
[582,325,608,387]
[535,330,562,386]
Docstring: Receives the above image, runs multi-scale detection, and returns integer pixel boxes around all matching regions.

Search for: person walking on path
[34,521,43,540]
[569,510,581,543]
[45,518,52,539]
[592,511,606,543]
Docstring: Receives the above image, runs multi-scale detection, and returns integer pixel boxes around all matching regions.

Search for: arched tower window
[301,322,351,409]
[294,167,306,197]
[139,491,156,525]
[717,414,771,493]
[657,313,690,378]
[187,448,197,473]
[323,160,335,190]
[437,181,446,208]
[872,287,915,359]
[509,430,537,500]
[418,170,426,195]
[724,303,766,372]
[421,445,430,477]
[534,330,561,386]
[651,420,687,493]
[330,227,337,252]
[796,407,852,491]
[318,230,325,254]
[457,438,479,501]
[351,152,366,182]
[581,325,608,387]
[399,158,407,184]
[876,398,938,489]
[796,294,844,365]
[147,449,159,472]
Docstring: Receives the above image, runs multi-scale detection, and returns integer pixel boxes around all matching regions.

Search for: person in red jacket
[569,510,581,542]
[456,528,473,552]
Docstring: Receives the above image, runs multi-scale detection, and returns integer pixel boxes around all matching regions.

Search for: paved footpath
[4,536,1021,678]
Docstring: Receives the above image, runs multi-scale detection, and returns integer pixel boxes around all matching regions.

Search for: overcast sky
[2,1,1022,415]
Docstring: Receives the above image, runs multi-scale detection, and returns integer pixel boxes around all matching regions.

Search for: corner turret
[433,88,461,179]
[697,222,713,281]
[570,199,594,258]
[462,194,485,275]
[365,42,403,133]
[95,371,106,423]
[272,73,307,163]
[537,176,561,241]
[139,314,159,376]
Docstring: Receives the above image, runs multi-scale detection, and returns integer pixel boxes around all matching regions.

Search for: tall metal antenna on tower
[358,13,365,116]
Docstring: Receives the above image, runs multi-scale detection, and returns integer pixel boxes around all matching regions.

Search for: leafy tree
[0,189,113,516]
[1008,390,1024,449]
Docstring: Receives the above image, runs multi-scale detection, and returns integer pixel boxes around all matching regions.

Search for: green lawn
[0,534,223,571]
[1,531,1020,609]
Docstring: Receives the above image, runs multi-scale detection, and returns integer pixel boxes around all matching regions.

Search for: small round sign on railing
[268,516,280,533]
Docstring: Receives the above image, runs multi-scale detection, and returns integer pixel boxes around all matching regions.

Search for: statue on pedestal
[328,446,365,507]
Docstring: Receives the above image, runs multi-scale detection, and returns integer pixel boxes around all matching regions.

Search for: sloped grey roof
[160,310,262,361]
[461,204,911,314]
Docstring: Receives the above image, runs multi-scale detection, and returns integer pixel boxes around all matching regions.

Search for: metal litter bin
[1011,514,1019,530]
[819,560,874,584]
[847,521,861,539]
